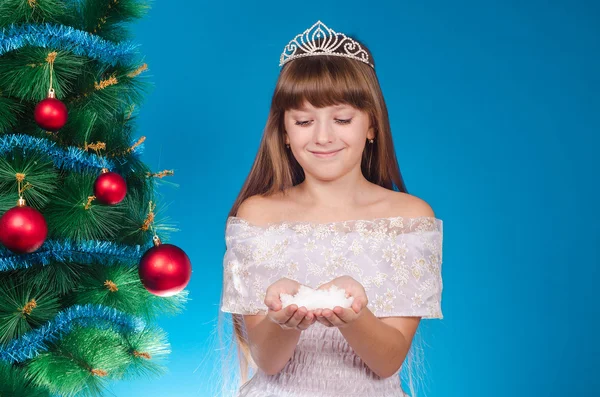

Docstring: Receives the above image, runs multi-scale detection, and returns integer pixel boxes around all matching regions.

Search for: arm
[243,313,302,375]
[339,194,432,378]
[236,196,314,375]
[339,309,420,379]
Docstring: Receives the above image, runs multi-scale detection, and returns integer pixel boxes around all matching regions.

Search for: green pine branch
[24,323,169,397]
[0,0,69,29]
[80,0,151,42]
[0,150,59,209]
[26,326,132,397]
[43,172,129,242]
[0,46,153,153]
[0,48,84,102]
[65,62,153,128]
[0,95,25,133]
[0,277,61,345]
[0,151,178,246]
[0,0,151,41]
[0,0,185,394]
[23,260,87,296]
[120,325,170,379]
[66,263,187,321]
[0,255,186,348]
[0,361,50,397]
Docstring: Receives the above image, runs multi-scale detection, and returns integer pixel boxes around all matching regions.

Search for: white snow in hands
[280,285,354,310]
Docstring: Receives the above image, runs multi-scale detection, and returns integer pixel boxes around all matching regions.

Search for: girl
[219,21,444,397]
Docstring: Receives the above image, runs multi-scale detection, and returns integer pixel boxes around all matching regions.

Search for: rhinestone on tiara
[279,21,374,68]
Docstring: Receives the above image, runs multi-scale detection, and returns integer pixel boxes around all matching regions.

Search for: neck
[297,167,372,209]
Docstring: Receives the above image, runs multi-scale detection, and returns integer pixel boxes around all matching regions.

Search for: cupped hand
[314,275,369,329]
[264,277,316,331]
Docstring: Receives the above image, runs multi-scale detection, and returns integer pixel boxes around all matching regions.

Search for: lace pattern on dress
[221,216,443,318]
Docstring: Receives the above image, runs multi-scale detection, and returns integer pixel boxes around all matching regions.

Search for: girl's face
[283,102,374,181]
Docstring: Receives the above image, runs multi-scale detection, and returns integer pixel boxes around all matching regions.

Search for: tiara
[279,21,374,68]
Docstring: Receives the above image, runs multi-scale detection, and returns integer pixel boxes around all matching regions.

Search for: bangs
[273,56,374,112]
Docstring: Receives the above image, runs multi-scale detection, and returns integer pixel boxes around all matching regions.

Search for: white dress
[220,215,444,397]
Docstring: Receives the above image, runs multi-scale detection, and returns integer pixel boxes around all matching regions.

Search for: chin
[306,167,348,182]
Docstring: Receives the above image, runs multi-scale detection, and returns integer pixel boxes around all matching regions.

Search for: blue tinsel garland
[0,134,144,172]
[0,23,139,66]
[0,21,158,367]
[0,238,153,271]
[0,304,145,363]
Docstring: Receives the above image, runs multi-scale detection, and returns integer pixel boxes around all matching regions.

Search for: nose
[313,121,333,145]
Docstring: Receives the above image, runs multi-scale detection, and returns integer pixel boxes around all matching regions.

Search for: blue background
[107,1,598,396]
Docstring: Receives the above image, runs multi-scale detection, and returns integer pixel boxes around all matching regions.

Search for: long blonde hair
[214,39,426,397]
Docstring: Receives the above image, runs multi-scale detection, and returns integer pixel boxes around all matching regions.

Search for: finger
[285,304,298,316]
[353,296,368,313]
[333,306,347,319]
[316,316,334,327]
[265,295,282,311]
[323,308,344,327]
[334,307,354,323]
[316,281,331,291]
[297,311,314,330]
[284,306,306,328]
[276,304,297,324]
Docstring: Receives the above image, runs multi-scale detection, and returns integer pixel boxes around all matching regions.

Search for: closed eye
[294,118,353,126]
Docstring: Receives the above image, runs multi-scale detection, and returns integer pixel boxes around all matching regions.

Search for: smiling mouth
[310,149,343,158]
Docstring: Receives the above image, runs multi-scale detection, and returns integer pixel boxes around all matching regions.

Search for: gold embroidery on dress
[222,216,443,318]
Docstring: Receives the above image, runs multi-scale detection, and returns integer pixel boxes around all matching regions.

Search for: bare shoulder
[388,191,436,218]
[235,194,269,223]
[235,194,282,226]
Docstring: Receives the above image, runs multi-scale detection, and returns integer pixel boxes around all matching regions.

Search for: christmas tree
[0,1,191,396]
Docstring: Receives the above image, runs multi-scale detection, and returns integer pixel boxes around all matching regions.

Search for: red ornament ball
[138,239,192,297]
[0,203,48,254]
[94,170,127,205]
[34,97,68,131]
